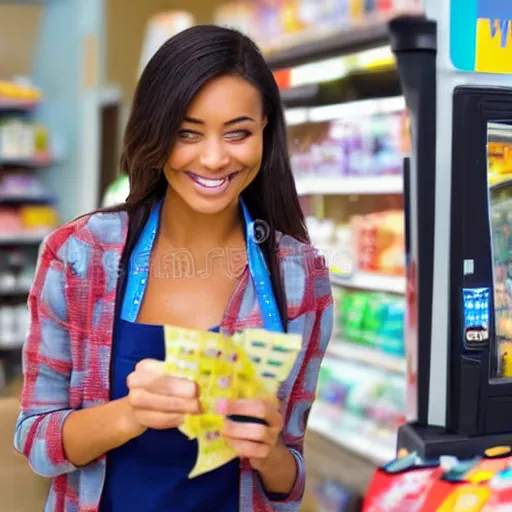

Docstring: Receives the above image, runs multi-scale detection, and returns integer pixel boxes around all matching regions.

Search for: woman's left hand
[217,399,284,471]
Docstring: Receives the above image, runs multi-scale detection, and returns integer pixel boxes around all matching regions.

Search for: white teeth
[195,176,226,188]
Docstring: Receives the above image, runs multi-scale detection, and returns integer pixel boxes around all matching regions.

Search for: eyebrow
[183,115,256,126]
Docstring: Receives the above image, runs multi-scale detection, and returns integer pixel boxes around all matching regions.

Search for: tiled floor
[0,377,49,511]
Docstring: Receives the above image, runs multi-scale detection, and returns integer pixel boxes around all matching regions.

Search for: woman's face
[164,74,267,215]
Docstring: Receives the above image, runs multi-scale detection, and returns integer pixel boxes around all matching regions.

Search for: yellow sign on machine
[451,0,512,74]
[475,19,512,74]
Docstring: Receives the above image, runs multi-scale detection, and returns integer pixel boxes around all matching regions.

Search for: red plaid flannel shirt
[14,210,333,511]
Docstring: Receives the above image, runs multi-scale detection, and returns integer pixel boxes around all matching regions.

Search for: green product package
[343,292,369,343]
[361,293,390,349]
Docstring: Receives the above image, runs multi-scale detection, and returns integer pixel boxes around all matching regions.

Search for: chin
[175,191,240,216]
[188,198,237,215]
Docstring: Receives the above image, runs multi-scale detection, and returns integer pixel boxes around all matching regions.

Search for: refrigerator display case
[363,0,512,507]
[489,126,512,383]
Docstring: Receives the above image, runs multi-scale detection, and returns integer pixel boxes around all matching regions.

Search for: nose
[199,138,230,171]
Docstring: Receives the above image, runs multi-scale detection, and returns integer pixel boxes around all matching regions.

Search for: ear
[262,116,268,129]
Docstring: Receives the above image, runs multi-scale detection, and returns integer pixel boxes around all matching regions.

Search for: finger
[129,388,201,414]
[135,411,184,430]
[127,372,198,399]
[135,359,166,374]
[223,438,271,461]
[222,420,276,445]
[219,399,283,429]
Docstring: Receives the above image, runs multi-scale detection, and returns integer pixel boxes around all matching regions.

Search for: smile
[186,171,240,190]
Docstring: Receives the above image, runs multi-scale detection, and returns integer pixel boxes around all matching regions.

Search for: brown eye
[224,130,250,142]
[178,130,200,141]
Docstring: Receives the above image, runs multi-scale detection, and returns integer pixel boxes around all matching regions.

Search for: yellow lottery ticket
[163,326,302,478]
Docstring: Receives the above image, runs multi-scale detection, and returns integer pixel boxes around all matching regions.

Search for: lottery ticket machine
[390,0,512,460]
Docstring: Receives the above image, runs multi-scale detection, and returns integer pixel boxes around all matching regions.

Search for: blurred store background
[0,0,422,510]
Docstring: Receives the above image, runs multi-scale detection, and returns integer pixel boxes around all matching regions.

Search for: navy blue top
[99,319,240,512]
[100,198,288,511]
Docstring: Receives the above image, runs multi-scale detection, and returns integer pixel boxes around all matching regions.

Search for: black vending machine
[389,12,512,458]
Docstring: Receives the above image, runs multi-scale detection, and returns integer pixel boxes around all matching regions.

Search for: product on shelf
[288,110,409,180]
[0,303,30,348]
[0,173,51,199]
[212,1,260,41]
[0,205,58,236]
[0,208,23,233]
[0,118,50,161]
[0,79,42,104]
[313,478,363,512]
[213,0,422,54]
[312,120,349,177]
[139,11,195,78]
[488,141,512,187]
[352,210,405,276]
[20,205,59,232]
[315,358,406,439]
[309,211,405,278]
[0,249,32,291]
[335,287,405,355]
[490,187,512,379]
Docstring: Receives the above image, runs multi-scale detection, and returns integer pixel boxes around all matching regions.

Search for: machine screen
[488,122,512,380]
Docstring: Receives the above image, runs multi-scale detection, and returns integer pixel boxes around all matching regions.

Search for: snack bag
[164,326,302,478]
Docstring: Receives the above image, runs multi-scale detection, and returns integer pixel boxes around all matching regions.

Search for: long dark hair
[109,24,308,327]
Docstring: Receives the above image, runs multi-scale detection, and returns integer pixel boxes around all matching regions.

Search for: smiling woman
[13,25,334,512]
[165,75,267,214]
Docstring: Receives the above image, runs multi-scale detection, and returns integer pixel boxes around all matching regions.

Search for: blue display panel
[463,287,490,347]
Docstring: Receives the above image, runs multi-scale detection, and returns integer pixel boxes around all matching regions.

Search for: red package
[357,215,379,273]
[482,467,512,510]
[420,479,464,511]
[364,466,442,512]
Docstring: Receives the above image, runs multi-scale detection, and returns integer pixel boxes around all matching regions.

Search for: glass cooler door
[488,122,512,380]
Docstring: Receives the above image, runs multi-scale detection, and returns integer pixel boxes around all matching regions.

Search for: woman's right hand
[125,359,201,432]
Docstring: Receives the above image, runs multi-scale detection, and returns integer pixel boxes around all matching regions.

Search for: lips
[186,171,239,189]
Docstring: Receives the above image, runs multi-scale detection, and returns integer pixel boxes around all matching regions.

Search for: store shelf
[265,21,390,70]
[296,175,403,196]
[286,95,405,126]
[0,194,56,205]
[280,83,320,107]
[0,285,31,296]
[327,340,406,373]
[0,99,39,111]
[331,271,405,294]
[0,0,45,4]
[0,340,24,350]
[0,154,53,169]
[0,230,50,245]
[308,403,396,465]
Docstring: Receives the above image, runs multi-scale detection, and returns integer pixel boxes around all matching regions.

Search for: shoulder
[41,209,129,264]
[276,232,332,310]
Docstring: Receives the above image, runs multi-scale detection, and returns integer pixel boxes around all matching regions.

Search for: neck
[159,187,245,250]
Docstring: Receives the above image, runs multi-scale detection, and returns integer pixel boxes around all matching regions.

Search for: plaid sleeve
[13,234,78,478]
[267,248,334,509]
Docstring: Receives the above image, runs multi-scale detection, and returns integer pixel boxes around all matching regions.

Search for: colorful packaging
[364,466,442,511]
[365,371,405,429]
[361,293,389,347]
[311,120,349,177]
[365,451,512,511]
[342,291,369,342]
[379,297,405,355]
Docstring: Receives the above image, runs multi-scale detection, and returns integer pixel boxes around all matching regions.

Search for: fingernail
[216,399,228,415]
